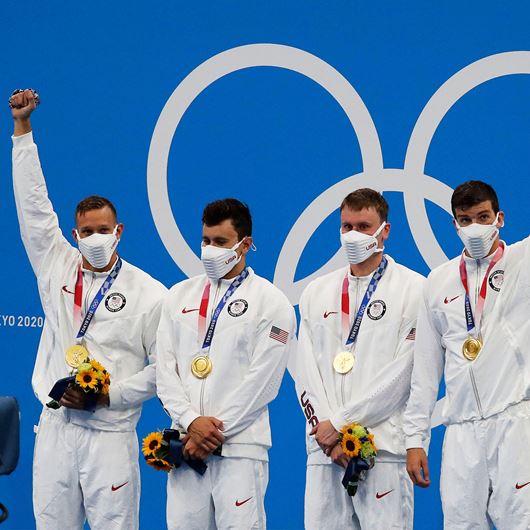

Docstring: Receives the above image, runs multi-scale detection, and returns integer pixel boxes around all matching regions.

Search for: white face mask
[76,226,119,269]
[340,222,386,265]
[201,239,245,280]
[456,213,501,259]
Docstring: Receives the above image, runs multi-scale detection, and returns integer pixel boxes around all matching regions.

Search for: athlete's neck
[349,252,383,277]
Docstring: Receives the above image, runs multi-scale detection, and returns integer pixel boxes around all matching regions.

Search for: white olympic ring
[147,46,530,428]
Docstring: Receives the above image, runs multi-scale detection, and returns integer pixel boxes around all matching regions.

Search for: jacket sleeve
[330,315,417,430]
[108,286,167,410]
[214,296,296,439]
[290,287,333,425]
[155,292,201,430]
[12,132,74,277]
[403,281,445,450]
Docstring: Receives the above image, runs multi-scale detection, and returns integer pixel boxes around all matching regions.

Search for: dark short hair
[202,198,252,240]
[75,196,117,223]
[340,188,389,222]
[451,180,499,216]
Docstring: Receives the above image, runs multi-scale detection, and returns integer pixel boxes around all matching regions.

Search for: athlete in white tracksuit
[11,91,167,530]
[292,189,424,530]
[156,200,296,530]
[404,181,530,529]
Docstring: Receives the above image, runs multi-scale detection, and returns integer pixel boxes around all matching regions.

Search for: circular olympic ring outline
[147,43,382,282]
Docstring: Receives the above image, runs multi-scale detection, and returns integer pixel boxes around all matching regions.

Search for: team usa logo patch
[367,300,386,320]
[227,299,248,317]
[488,270,504,292]
[105,292,126,312]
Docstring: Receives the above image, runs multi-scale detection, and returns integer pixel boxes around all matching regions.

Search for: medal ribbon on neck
[74,257,123,343]
[341,256,388,348]
[459,243,504,336]
[198,267,249,351]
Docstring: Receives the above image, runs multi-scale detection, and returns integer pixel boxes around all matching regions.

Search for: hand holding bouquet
[47,358,111,412]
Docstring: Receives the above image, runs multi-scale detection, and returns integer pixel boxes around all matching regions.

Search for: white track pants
[441,400,530,530]
[33,409,140,530]
[305,460,413,530]
[166,456,268,530]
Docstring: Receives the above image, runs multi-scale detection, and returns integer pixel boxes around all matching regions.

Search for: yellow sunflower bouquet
[46,358,111,412]
[75,359,111,396]
[142,429,209,475]
[142,431,173,472]
[339,423,377,496]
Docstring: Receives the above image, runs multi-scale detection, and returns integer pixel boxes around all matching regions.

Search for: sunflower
[341,433,361,458]
[100,372,111,395]
[142,432,164,457]
[367,433,377,451]
[90,359,106,374]
[76,369,99,391]
[146,457,172,472]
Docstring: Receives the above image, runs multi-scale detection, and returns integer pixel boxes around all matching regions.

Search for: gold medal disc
[462,337,482,361]
[65,344,90,368]
[191,356,213,379]
[333,351,355,374]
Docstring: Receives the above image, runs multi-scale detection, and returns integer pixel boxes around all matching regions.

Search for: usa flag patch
[406,328,416,340]
[270,326,289,344]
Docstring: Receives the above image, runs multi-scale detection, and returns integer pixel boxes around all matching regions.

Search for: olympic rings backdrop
[1,2,529,528]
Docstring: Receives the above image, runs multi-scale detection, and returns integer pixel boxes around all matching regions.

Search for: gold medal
[191,355,213,379]
[462,337,482,361]
[65,344,90,368]
[333,351,355,374]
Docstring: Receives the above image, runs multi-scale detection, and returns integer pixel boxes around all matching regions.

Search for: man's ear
[116,223,124,240]
[381,223,391,242]
[240,236,253,255]
[72,228,79,243]
[497,211,505,228]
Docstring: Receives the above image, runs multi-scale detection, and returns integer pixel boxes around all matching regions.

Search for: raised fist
[9,89,39,121]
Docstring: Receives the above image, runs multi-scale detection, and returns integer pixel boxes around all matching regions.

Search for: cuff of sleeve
[405,435,424,450]
[180,409,201,432]
[330,410,348,431]
[108,384,124,410]
[12,131,34,148]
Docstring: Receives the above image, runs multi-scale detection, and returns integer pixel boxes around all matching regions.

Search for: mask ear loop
[373,222,387,254]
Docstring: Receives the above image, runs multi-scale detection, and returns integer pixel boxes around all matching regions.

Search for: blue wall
[1,1,529,528]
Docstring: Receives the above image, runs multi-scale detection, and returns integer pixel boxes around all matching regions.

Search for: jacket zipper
[200,281,221,415]
[342,277,359,405]
[83,272,96,316]
[470,260,484,417]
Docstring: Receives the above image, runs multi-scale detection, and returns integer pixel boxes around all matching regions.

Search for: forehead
[454,200,495,217]
[76,206,116,227]
[340,206,381,223]
[202,219,238,238]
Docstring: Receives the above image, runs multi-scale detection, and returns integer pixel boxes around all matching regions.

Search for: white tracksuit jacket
[12,132,167,432]
[292,256,424,463]
[156,269,297,461]
[404,238,530,449]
